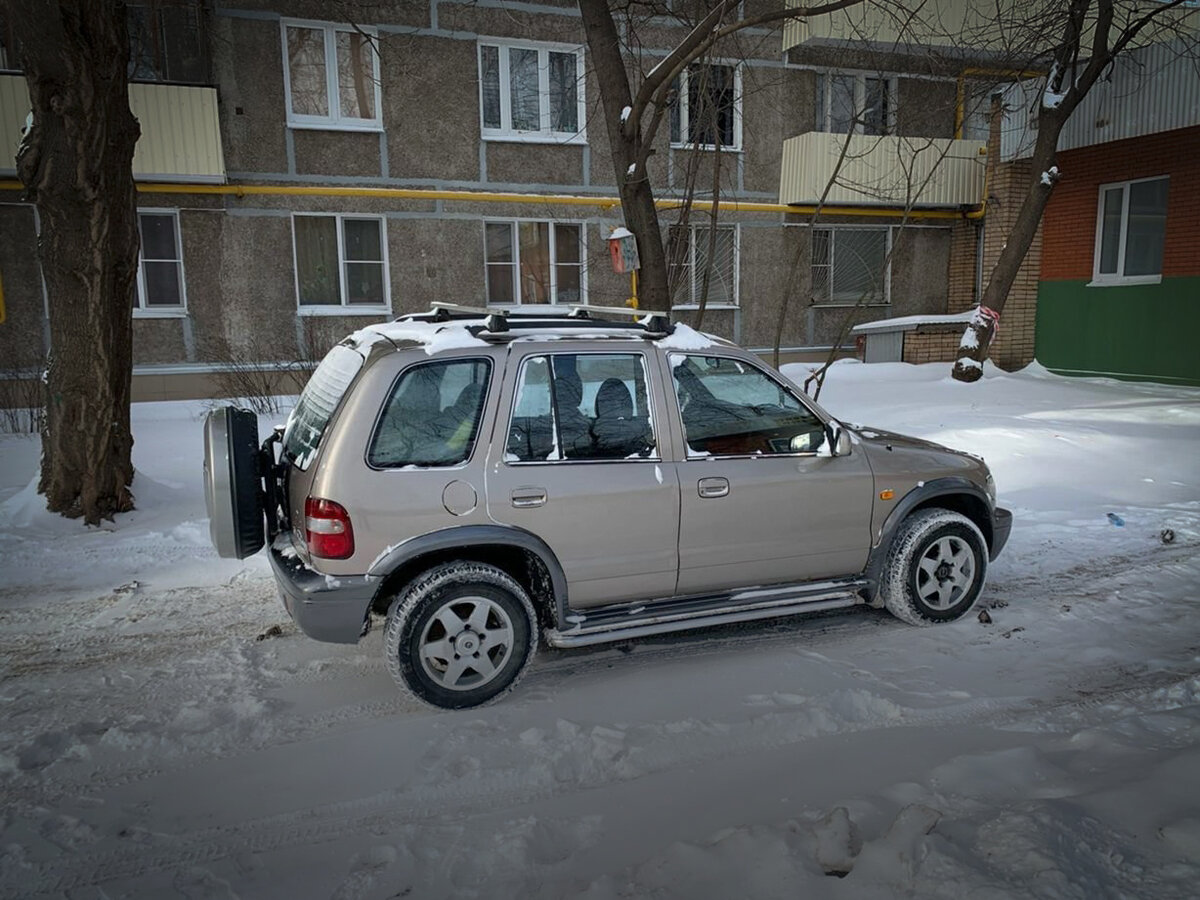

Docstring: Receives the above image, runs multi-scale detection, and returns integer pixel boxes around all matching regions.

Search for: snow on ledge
[851,311,976,335]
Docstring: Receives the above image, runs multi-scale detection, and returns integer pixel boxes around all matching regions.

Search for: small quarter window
[369,359,491,468]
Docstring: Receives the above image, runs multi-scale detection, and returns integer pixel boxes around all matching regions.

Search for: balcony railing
[779,132,986,208]
[0,75,225,183]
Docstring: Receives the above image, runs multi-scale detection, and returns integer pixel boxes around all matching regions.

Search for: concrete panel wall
[383,35,480,184]
[214,17,289,176]
[0,205,45,370]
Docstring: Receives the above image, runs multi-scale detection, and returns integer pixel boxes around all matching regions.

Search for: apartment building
[1,1,1018,400]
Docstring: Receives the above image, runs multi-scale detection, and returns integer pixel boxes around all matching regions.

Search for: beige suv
[204,305,1011,709]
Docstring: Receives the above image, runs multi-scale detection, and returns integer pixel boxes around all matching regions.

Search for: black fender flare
[863,477,993,598]
[366,524,570,628]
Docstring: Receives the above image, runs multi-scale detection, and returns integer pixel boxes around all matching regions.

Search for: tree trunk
[951,104,1066,382]
[578,0,671,310]
[8,0,140,523]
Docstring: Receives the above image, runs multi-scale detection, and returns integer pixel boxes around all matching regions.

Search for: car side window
[506,353,657,462]
[668,354,826,457]
[368,359,491,468]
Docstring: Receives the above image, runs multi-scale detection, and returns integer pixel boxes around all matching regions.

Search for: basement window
[293,214,390,313]
[283,20,381,131]
[1091,176,1168,286]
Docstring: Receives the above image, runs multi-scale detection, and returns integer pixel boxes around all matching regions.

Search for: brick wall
[946,219,979,314]
[902,327,964,365]
[1041,125,1200,281]
[975,93,1042,371]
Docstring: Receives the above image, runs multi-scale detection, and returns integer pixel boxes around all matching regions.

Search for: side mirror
[824,420,852,457]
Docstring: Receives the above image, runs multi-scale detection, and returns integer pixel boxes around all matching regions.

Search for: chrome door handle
[697,477,729,499]
[511,488,547,508]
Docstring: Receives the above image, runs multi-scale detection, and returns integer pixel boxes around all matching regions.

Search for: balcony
[0,75,226,183]
[783,0,1197,54]
[779,131,986,208]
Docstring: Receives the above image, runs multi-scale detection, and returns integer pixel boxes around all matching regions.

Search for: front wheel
[383,562,538,709]
[880,509,987,626]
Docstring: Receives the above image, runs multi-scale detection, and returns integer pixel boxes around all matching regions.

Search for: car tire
[880,509,987,626]
[202,406,265,559]
[383,562,538,710]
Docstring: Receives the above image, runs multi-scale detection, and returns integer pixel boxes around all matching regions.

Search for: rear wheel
[383,562,537,709]
[880,509,987,625]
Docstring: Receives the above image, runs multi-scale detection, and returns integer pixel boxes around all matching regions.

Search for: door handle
[511,488,547,508]
[697,477,729,499]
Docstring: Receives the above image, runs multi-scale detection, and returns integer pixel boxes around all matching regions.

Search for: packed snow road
[1,360,1197,898]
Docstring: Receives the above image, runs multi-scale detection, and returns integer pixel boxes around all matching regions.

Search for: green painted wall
[1035,277,1200,385]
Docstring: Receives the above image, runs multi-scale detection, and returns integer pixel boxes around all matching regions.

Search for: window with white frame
[484,220,585,305]
[670,62,741,149]
[133,211,186,314]
[811,227,889,304]
[1093,176,1168,285]
[668,224,738,307]
[478,40,586,143]
[282,20,381,130]
[816,72,896,136]
[293,214,389,310]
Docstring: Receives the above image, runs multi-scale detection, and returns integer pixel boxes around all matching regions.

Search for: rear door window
[505,353,657,462]
[283,344,364,470]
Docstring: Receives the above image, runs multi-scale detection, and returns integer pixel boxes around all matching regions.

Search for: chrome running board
[545,582,866,649]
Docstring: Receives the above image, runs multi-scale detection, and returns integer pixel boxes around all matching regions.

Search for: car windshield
[283,344,364,470]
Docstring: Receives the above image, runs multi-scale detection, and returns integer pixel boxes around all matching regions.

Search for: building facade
[1031,39,1200,386]
[0,1,1081,401]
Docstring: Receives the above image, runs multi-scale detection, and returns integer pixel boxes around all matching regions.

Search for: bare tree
[578,0,865,311]
[951,0,1193,381]
[4,0,140,523]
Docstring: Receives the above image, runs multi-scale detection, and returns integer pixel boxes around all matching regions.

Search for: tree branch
[628,0,867,138]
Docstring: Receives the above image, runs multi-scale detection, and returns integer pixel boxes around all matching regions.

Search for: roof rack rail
[569,304,673,336]
[401,302,674,339]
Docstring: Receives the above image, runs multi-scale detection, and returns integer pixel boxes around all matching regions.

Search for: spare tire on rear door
[203,406,265,559]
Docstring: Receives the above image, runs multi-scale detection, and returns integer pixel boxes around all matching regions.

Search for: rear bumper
[269,534,379,644]
[989,507,1013,561]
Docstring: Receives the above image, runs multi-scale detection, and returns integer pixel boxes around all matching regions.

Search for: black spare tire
[203,406,265,559]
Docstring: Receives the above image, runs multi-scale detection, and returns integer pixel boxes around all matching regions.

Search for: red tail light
[304,497,354,559]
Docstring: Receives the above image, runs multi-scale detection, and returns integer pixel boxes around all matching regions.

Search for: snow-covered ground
[1,360,1197,899]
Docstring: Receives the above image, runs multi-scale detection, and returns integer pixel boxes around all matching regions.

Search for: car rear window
[283,344,364,470]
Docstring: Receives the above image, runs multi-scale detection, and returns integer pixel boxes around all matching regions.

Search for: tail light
[304,497,354,559]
